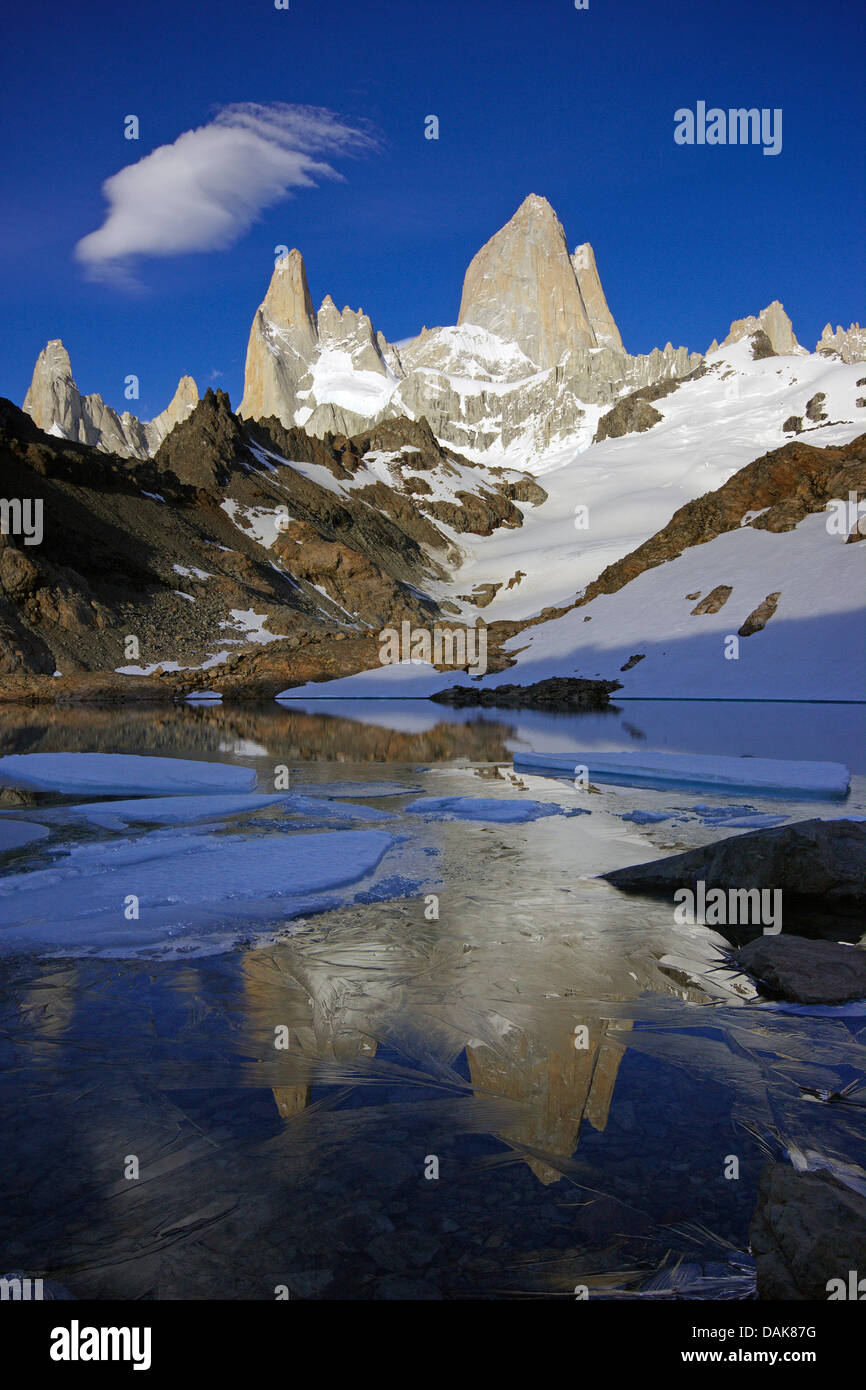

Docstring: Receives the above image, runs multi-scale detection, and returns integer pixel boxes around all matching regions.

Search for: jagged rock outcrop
[25,202,857,476]
[577,432,866,607]
[146,375,199,449]
[457,195,597,366]
[722,301,799,355]
[238,251,396,437]
[816,322,866,363]
[22,339,198,458]
[27,199,705,463]
[571,242,624,351]
[238,249,319,428]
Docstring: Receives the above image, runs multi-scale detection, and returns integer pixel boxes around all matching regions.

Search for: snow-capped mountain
[9,193,865,701]
[23,193,865,473]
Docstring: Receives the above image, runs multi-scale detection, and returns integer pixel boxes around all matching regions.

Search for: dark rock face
[690,585,732,615]
[735,934,866,1004]
[783,414,803,433]
[603,819,866,904]
[592,373,693,445]
[153,388,240,490]
[594,396,662,443]
[739,591,780,637]
[805,392,828,423]
[619,653,645,671]
[578,433,866,608]
[750,329,776,360]
[751,1163,866,1300]
[430,676,621,710]
[2,393,546,688]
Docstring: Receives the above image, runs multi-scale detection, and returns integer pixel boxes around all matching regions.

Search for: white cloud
[76,103,373,280]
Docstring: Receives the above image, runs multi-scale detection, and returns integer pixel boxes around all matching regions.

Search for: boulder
[735,933,866,1004]
[751,1163,866,1300]
[603,818,866,904]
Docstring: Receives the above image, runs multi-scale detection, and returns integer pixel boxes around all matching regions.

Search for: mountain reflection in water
[0,699,863,1299]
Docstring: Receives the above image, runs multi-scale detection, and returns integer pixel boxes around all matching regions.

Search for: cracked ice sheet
[0,828,397,957]
[0,753,256,797]
[404,795,589,823]
[32,792,394,831]
[303,781,424,799]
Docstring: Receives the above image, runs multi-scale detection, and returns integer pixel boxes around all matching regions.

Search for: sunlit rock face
[722,301,800,356]
[816,321,866,364]
[22,339,198,458]
[23,197,705,463]
[571,241,624,352]
[458,194,597,366]
[238,249,319,429]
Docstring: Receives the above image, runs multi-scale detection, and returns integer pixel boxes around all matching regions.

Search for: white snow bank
[0,754,256,796]
[277,659,471,700]
[0,828,396,954]
[513,751,851,798]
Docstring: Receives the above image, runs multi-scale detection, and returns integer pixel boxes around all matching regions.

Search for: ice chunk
[0,821,50,852]
[0,828,396,954]
[59,792,296,829]
[620,810,678,825]
[0,753,256,797]
[513,751,850,798]
[404,795,587,823]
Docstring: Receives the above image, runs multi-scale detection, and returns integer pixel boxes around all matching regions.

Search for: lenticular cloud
[75,102,373,279]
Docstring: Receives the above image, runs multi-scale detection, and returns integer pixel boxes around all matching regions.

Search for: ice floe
[513,751,850,798]
[0,821,50,852]
[0,753,255,796]
[0,828,397,955]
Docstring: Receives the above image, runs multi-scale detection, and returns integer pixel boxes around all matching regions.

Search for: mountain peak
[22,340,197,457]
[457,196,597,366]
[723,301,799,355]
[261,248,316,339]
[239,251,319,426]
[571,242,624,352]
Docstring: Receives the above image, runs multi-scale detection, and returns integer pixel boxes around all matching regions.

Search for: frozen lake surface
[0,699,863,1299]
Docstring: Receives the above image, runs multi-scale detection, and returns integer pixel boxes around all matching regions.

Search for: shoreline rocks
[430,676,621,710]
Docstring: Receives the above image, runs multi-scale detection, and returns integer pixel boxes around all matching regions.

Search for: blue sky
[1,0,863,423]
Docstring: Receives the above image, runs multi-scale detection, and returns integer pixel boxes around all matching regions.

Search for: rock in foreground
[603,818,866,904]
[735,933,866,1004]
[751,1163,866,1300]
